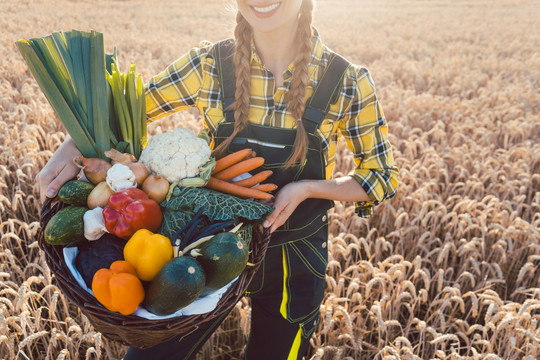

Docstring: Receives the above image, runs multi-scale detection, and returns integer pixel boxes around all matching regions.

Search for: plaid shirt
[145,31,399,218]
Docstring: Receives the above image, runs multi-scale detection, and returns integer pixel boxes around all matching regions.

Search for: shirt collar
[250,27,324,80]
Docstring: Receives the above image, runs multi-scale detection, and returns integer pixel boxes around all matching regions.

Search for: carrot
[252,183,278,192]
[213,157,265,181]
[231,170,273,187]
[212,149,253,174]
[206,177,273,199]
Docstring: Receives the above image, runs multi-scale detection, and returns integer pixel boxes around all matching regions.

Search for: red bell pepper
[103,188,162,239]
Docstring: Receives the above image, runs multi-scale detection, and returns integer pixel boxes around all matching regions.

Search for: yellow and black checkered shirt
[145,31,399,218]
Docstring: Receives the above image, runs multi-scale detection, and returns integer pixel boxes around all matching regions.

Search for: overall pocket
[300,309,322,339]
[232,138,291,169]
[279,225,329,323]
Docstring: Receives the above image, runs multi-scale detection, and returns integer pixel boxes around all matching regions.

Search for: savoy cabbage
[158,186,273,243]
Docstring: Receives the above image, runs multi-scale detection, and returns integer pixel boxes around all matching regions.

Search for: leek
[106,60,146,158]
[15,40,98,157]
[16,30,147,159]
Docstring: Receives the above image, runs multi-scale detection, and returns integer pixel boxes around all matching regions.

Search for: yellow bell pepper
[123,229,173,281]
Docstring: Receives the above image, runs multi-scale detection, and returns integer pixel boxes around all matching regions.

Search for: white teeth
[253,3,280,13]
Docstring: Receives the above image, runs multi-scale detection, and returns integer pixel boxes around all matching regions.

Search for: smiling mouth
[251,2,281,14]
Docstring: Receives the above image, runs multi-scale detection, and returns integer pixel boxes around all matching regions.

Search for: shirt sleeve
[337,66,399,218]
[145,41,212,123]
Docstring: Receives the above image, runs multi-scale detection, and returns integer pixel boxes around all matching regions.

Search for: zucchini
[144,256,206,315]
[58,180,95,206]
[44,206,88,245]
[194,231,248,294]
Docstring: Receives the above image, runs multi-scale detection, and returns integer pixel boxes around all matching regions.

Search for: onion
[142,175,170,204]
[104,149,137,165]
[127,162,149,187]
[74,156,111,185]
[87,181,113,209]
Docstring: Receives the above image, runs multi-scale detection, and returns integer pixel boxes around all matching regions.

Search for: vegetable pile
[21,30,279,317]
[43,130,274,316]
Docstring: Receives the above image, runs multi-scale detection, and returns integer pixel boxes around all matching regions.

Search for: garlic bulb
[106,163,137,192]
[83,207,108,241]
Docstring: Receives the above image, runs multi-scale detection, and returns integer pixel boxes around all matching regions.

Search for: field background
[1,0,539,359]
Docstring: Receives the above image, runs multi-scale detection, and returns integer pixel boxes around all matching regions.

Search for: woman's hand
[36,137,82,203]
[261,177,371,233]
[262,181,312,233]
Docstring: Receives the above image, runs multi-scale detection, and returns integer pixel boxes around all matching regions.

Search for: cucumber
[44,206,88,245]
[58,180,95,206]
[195,231,248,294]
[144,256,206,316]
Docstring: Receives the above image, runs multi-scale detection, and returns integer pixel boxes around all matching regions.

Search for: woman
[37,0,398,358]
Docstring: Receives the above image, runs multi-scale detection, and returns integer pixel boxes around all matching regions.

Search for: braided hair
[212,0,315,168]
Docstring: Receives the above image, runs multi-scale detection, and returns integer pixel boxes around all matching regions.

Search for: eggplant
[74,233,126,288]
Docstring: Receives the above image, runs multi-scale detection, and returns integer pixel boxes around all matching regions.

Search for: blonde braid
[213,0,315,168]
[212,13,252,159]
[284,0,314,168]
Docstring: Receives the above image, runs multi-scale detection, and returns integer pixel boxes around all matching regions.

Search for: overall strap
[214,39,236,119]
[302,53,350,134]
[215,39,350,131]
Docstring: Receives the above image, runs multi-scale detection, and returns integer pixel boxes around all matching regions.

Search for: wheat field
[1,0,539,359]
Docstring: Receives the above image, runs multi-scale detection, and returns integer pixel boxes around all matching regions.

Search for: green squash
[144,256,206,316]
[195,232,249,295]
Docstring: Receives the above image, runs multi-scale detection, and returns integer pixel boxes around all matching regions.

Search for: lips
[250,2,281,18]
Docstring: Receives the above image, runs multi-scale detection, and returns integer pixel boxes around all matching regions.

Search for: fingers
[261,182,306,233]
[262,196,283,228]
[262,210,277,230]
[269,205,294,233]
[37,138,84,203]
[256,198,275,207]
[38,163,79,203]
[263,200,294,233]
[38,171,55,204]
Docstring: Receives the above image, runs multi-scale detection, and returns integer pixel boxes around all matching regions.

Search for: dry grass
[1,0,539,359]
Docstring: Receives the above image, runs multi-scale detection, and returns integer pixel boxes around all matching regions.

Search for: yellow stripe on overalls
[287,327,302,360]
[280,247,288,319]
[281,246,302,359]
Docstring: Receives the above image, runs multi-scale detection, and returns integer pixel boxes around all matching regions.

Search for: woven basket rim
[38,195,271,348]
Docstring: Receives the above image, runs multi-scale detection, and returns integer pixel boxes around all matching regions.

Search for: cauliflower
[139,128,212,183]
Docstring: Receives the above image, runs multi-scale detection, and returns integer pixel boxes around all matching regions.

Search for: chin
[250,21,288,34]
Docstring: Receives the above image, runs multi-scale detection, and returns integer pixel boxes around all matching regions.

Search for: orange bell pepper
[91,260,145,315]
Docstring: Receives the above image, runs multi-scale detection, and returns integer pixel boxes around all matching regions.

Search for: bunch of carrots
[206,149,277,200]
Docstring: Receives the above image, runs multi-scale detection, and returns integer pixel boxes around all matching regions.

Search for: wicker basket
[38,197,271,349]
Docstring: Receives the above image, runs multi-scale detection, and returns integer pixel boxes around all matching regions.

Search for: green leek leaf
[16,40,98,157]
[81,32,93,137]
[68,30,89,122]
[90,31,110,159]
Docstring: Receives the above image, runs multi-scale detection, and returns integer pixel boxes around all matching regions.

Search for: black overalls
[124,40,349,360]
